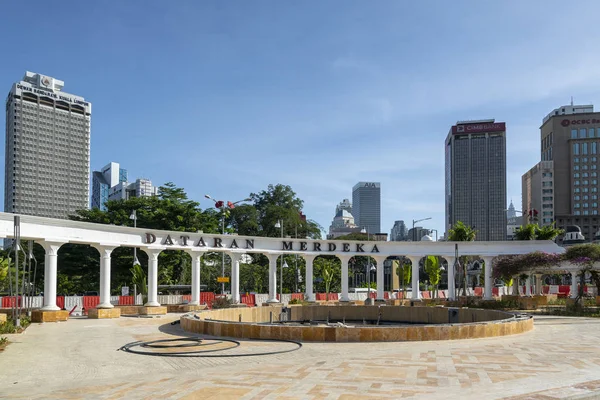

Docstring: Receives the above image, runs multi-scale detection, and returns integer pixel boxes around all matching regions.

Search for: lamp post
[366,261,376,303]
[204,194,251,295]
[412,217,432,241]
[129,210,140,267]
[274,219,286,300]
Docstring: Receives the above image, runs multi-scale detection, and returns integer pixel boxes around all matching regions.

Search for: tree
[131,263,147,304]
[396,259,411,297]
[69,183,220,294]
[246,184,322,239]
[447,221,476,296]
[335,232,373,241]
[313,257,340,297]
[424,256,441,298]
[514,223,564,241]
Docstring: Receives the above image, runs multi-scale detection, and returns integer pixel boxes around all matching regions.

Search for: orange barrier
[119,296,134,305]
[240,294,256,306]
[83,296,100,310]
[291,293,304,301]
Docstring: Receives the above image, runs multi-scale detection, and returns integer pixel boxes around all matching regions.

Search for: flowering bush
[493,251,562,280]
[563,245,600,268]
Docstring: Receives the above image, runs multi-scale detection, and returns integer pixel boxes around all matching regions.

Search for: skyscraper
[91,162,128,211]
[390,220,408,241]
[352,182,381,234]
[445,120,507,241]
[5,72,91,218]
[529,104,600,242]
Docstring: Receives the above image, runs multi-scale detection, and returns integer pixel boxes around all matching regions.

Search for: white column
[230,253,241,304]
[482,256,494,300]
[144,248,163,307]
[339,255,351,301]
[189,252,202,305]
[571,271,579,299]
[374,256,387,300]
[41,241,64,311]
[535,274,543,296]
[266,253,279,303]
[408,256,422,300]
[445,256,456,301]
[94,245,117,309]
[303,255,316,302]
[525,274,532,296]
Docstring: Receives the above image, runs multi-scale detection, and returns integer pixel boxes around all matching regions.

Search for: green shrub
[288,298,308,305]
[0,315,31,334]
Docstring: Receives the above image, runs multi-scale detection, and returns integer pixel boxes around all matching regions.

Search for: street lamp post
[429,229,438,241]
[204,195,251,295]
[274,219,287,300]
[412,217,432,241]
[366,261,376,304]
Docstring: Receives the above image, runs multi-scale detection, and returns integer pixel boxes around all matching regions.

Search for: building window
[584,203,589,208]
[575,173,580,178]
[574,143,580,155]
[575,195,581,200]
[594,180,598,185]
[583,172,588,177]
[542,181,553,187]
[580,128,588,138]
[584,157,589,162]
[583,143,589,155]
[594,187,598,192]
[575,180,580,185]
[575,211,581,215]
[584,180,589,185]
[575,158,580,163]
[593,142,598,155]
[584,195,589,200]
[591,128,596,138]
[575,188,581,193]
[584,165,589,170]
[584,187,590,192]
[594,203,598,208]
[575,203,581,208]
[543,172,553,177]
[572,129,578,139]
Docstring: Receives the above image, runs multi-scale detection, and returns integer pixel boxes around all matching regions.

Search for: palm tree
[447,221,476,296]
[514,223,564,241]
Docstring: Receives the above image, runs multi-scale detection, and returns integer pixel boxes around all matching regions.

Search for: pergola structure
[0,213,565,310]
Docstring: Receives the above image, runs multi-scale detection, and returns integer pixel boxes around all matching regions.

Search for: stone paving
[1,314,600,399]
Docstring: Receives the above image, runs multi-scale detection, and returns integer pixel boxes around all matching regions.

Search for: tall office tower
[352,182,381,234]
[109,178,158,202]
[327,199,359,239]
[5,72,91,218]
[91,162,128,211]
[522,161,554,227]
[445,120,507,241]
[532,104,600,242]
[506,200,523,240]
[390,220,408,241]
[335,198,352,216]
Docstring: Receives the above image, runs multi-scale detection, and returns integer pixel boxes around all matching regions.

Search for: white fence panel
[280,294,291,305]
[64,296,83,315]
[549,285,559,294]
[110,296,120,305]
[157,295,183,305]
[136,294,143,305]
[255,294,269,305]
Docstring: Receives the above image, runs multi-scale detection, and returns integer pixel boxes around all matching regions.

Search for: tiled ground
[1,314,600,399]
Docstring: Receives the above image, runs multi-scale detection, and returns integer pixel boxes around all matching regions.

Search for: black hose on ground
[118,336,302,358]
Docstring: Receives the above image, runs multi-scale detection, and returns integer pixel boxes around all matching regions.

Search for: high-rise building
[108,178,158,202]
[5,72,91,218]
[91,162,128,211]
[534,104,600,242]
[521,161,554,227]
[91,161,158,210]
[445,120,507,241]
[506,200,523,240]
[327,199,359,239]
[352,182,381,234]
[390,220,408,241]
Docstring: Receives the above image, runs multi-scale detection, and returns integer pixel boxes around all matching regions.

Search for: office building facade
[445,120,507,241]
[390,220,408,241]
[537,105,600,242]
[91,161,158,210]
[327,199,360,239]
[5,72,91,218]
[521,161,554,227]
[352,182,381,234]
[91,162,128,211]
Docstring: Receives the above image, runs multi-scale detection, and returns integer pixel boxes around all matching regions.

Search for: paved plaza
[1,314,600,399]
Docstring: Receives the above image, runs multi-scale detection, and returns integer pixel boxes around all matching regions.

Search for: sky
[2,1,600,239]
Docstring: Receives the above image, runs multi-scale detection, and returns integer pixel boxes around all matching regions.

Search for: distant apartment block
[91,162,157,210]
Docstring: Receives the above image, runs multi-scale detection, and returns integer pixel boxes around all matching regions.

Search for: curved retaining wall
[181,305,533,342]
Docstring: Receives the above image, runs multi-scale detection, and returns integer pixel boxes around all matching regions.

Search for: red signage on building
[451,122,506,134]
[561,119,600,127]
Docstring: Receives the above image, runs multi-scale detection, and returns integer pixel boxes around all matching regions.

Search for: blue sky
[2,1,600,238]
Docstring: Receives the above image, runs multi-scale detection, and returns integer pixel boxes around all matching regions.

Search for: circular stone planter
[181,305,533,342]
